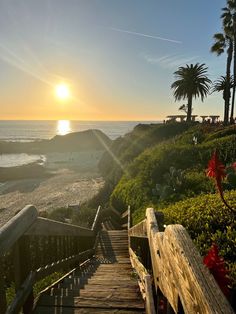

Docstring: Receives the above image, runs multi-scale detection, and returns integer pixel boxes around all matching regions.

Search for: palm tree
[211,75,234,102]
[171,63,211,122]
[211,32,233,124]
[221,1,236,123]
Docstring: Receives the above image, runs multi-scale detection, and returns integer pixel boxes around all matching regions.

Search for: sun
[55,84,70,100]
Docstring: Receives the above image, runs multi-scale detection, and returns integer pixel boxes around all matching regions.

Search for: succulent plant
[153,167,185,200]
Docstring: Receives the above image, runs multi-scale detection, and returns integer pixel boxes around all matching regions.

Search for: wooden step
[34,306,145,313]
[49,286,140,296]
[49,288,141,300]
[83,279,139,288]
[34,229,145,313]
[37,295,145,310]
[94,270,133,275]
[68,273,134,280]
[96,264,132,268]
[82,285,140,293]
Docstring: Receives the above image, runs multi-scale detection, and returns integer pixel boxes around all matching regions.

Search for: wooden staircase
[33,230,145,313]
[2,205,234,313]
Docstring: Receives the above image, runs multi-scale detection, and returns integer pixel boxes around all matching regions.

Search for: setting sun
[55,84,70,100]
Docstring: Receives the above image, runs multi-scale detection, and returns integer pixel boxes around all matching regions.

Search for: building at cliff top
[166,115,220,123]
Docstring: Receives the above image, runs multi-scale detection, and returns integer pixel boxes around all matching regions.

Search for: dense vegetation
[161,191,236,286]
[109,124,236,214]
[94,122,236,289]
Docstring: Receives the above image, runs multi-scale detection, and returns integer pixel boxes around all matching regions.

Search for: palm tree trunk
[225,40,233,124]
[187,95,192,122]
[230,17,236,124]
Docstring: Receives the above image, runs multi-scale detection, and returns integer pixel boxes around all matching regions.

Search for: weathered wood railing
[120,207,154,314]
[127,207,235,314]
[0,204,102,314]
[101,206,124,229]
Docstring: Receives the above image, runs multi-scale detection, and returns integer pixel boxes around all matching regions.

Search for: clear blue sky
[0,0,227,120]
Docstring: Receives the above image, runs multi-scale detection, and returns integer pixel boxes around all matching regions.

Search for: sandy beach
[0,151,104,227]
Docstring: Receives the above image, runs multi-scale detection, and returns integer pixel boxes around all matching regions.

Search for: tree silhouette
[171,63,211,122]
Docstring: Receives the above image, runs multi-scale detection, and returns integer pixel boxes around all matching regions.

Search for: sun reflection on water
[57,120,71,136]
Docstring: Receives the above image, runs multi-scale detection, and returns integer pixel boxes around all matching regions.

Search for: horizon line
[0,119,163,122]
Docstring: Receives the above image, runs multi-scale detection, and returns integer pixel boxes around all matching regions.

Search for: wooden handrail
[35,249,94,281]
[128,207,234,313]
[127,206,155,313]
[144,207,234,313]
[121,209,128,219]
[129,248,155,314]
[91,205,102,231]
[0,205,37,257]
[0,204,102,314]
[26,217,93,237]
[121,206,131,229]
[109,207,122,219]
[128,219,146,238]
[6,272,35,314]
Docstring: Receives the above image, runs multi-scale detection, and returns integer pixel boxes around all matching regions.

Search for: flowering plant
[204,243,230,296]
[204,151,235,297]
[206,151,235,213]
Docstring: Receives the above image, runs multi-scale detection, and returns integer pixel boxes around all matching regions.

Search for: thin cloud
[143,54,198,69]
[110,27,182,44]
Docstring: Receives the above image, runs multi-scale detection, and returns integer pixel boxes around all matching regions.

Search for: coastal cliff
[0,129,112,153]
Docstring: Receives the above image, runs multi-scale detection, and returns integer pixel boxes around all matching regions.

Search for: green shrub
[161,190,236,285]
[6,272,63,306]
[204,125,236,142]
[44,206,97,228]
[109,134,236,213]
[183,169,215,196]
[98,122,192,184]
[71,206,97,228]
[46,207,74,222]
[110,176,149,212]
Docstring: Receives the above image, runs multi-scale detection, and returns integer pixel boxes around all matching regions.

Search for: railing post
[144,274,155,314]
[13,236,34,314]
[127,206,131,249]
[127,205,131,230]
[92,206,101,233]
[0,257,7,314]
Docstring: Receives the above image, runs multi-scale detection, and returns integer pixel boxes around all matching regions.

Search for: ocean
[0,120,159,141]
[0,120,160,167]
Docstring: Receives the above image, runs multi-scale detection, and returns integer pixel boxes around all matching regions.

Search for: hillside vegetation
[95,122,236,286]
[99,123,236,213]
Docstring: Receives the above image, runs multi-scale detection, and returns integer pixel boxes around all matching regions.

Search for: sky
[0,0,228,120]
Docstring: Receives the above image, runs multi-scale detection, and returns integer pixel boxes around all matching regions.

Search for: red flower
[232,162,236,170]
[206,151,235,213]
[206,151,226,182]
[204,243,230,297]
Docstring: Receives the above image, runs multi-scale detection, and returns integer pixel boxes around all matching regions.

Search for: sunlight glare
[55,84,70,100]
[57,120,71,136]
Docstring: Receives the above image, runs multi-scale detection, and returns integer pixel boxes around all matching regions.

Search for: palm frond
[211,76,234,93]
[171,63,211,103]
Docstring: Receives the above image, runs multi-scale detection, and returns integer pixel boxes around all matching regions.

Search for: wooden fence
[0,204,102,314]
[127,207,235,314]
